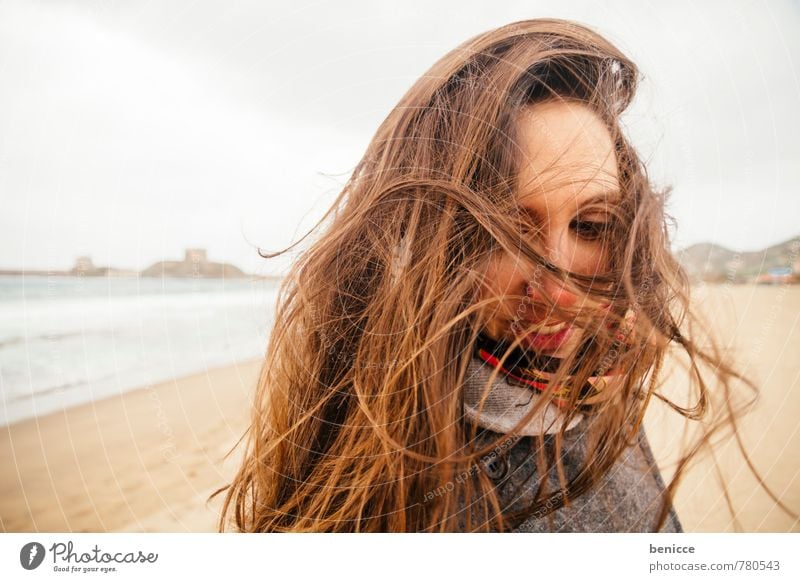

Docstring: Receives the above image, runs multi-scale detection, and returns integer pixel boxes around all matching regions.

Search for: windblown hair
[213,18,791,532]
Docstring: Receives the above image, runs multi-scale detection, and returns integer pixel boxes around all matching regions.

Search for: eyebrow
[518,188,622,218]
[577,189,623,208]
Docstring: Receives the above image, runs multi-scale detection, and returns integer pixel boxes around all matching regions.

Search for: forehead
[515,101,620,208]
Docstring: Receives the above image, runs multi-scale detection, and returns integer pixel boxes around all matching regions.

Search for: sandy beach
[0,359,261,532]
[2,285,798,532]
[645,284,800,532]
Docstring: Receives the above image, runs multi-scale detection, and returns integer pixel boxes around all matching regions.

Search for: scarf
[468,309,635,425]
[463,349,585,436]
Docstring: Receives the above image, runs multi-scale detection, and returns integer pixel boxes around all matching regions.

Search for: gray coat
[459,354,683,533]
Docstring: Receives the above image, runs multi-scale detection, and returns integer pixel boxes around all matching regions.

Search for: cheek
[479,254,532,326]
[570,243,609,275]
[590,247,609,273]
[479,257,519,337]
[481,254,523,297]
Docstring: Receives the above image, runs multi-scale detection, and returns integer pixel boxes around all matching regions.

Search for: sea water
[0,275,279,426]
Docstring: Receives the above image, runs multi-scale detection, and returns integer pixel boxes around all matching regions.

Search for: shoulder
[465,419,683,532]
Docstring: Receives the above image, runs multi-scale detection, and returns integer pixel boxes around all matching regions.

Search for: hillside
[139,261,245,278]
[677,235,800,283]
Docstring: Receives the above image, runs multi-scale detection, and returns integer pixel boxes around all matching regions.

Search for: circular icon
[19,542,46,570]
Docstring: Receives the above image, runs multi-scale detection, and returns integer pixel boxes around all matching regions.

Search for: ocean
[0,275,279,426]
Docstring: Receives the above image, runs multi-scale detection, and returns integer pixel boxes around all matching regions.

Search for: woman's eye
[571,219,610,240]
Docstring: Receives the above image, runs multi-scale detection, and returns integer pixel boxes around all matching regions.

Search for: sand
[1,285,798,532]
[0,360,260,532]
[644,284,800,532]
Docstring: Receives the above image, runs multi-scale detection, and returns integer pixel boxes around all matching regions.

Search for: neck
[475,330,588,374]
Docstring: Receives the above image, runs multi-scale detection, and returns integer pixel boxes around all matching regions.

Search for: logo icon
[19,542,46,570]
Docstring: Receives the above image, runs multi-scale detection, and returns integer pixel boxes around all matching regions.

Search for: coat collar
[463,355,584,436]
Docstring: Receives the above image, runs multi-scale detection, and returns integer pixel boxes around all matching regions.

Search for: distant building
[69,256,137,277]
[185,248,208,264]
[68,256,137,278]
[71,256,96,275]
[755,266,793,285]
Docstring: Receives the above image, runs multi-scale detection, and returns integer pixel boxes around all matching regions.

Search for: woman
[213,18,779,532]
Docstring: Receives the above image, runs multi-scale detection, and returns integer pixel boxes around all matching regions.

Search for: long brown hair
[212,18,794,532]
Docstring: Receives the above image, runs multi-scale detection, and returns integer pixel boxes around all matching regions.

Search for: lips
[520,322,574,352]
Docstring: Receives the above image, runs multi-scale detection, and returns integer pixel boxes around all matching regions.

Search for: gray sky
[1,0,798,275]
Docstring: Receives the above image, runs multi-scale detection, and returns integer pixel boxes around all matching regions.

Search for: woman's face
[480,100,620,358]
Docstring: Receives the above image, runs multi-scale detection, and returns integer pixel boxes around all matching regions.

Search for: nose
[526,273,578,308]
[526,232,579,309]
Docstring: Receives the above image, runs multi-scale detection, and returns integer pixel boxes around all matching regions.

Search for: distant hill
[0,248,281,280]
[140,261,245,278]
[677,235,800,283]
[140,249,245,279]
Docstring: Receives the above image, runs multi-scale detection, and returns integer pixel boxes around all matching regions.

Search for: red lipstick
[522,325,573,352]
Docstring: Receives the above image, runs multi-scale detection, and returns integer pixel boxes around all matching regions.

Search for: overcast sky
[1,0,798,275]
